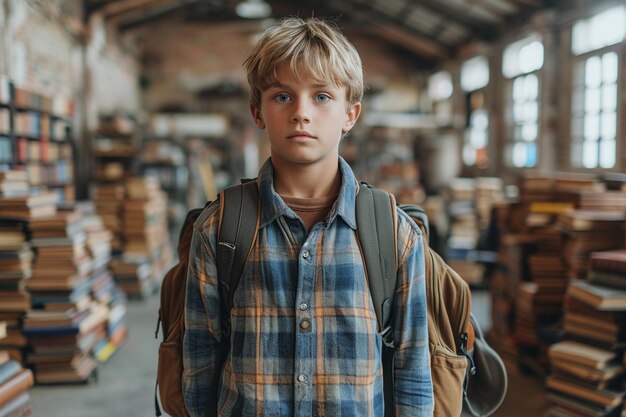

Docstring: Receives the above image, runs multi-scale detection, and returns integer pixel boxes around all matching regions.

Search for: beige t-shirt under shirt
[280,194,338,231]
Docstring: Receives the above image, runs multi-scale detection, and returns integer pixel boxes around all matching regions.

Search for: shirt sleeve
[392,212,434,417]
[182,213,226,417]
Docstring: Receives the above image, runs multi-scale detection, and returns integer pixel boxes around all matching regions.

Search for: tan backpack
[154,181,506,417]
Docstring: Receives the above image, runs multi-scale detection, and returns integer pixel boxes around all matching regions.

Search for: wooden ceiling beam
[466,0,508,22]
[117,0,207,31]
[102,0,171,17]
[366,21,450,60]
[407,0,500,41]
[336,0,455,51]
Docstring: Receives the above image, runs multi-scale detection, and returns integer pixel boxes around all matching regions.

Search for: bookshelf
[0,76,13,169]
[139,139,189,235]
[0,79,75,205]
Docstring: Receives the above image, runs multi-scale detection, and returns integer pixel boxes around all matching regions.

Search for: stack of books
[113,176,172,298]
[23,210,106,384]
[79,206,128,362]
[546,277,626,417]
[588,250,626,290]
[0,221,32,365]
[558,211,625,280]
[92,289,127,363]
[556,190,626,213]
[475,177,504,230]
[0,333,34,417]
[109,259,152,300]
[553,172,606,194]
[446,178,478,251]
[23,304,106,384]
[513,185,572,372]
[488,202,536,360]
[91,184,125,253]
[0,171,29,199]
[547,340,624,417]
[26,211,92,310]
[0,192,57,221]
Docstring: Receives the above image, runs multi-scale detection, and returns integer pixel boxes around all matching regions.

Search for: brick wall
[0,0,141,125]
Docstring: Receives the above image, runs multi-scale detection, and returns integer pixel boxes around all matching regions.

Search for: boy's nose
[291,102,311,123]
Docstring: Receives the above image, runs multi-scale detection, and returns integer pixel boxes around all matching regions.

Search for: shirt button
[300,320,310,331]
[299,302,308,311]
[297,374,308,383]
[302,250,309,259]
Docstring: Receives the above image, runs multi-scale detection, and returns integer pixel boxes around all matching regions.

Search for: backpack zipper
[458,331,476,375]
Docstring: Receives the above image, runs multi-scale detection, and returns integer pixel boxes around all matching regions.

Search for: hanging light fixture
[235,0,272,19]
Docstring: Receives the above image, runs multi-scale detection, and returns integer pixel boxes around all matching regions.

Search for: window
[460,56,490,167]
[572,5,625,56]
[571,52,618,168]
[461,56,489,92]
[503,35,543,168]
[428,71,453,126]
[570,6,623,169]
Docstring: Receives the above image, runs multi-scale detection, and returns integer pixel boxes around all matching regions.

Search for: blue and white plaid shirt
[183,157,433,417]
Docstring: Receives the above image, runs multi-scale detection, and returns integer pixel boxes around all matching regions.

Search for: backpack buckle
[380,325,395,349]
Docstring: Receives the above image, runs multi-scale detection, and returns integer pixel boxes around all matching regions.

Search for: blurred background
[0,0,625,416]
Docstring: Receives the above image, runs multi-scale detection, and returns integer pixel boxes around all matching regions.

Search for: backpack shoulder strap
[356,183,398,417]
[216,180,261,314]
[355,183,397,340]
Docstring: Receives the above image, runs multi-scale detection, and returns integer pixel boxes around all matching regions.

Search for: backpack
[155,181,507,417]
[155,207,204,417]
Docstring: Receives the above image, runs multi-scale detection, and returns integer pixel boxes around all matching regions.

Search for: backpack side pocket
[431,346,468,417]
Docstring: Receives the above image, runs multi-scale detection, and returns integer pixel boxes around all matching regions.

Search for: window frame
[500,34,545,170]
[568,40,624,172]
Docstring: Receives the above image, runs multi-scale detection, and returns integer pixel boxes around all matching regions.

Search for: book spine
[0,369,34,407]
[0,360,21,386]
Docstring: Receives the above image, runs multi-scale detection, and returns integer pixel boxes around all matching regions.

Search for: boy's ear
[250,103,266,129]
[342,102,361,134]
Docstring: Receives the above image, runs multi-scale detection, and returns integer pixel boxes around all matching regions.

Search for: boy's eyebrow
[265,81,336,90]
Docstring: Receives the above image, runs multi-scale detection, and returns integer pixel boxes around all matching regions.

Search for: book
[34,353,96,384]
[550,358,623,383]
[0,360,22,386]
[591,251,626,274]
[564,312,625,334]
[0,390,30,417]
[546,376,625,407]
[555,190,626,211]
[548,341,617,369]
[547,391,622,417]
[0,368,33,407]
[567,280,626,311]
[558,211,626,232]
[0,351,9,366]
[588,270,626,290]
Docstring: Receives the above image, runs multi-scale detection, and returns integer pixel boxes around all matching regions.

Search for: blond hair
[243,17,364,110]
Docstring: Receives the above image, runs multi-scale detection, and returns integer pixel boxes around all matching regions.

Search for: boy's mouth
[287,131,316,140]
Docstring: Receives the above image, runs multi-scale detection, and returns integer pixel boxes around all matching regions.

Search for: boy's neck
[272,158,342,199]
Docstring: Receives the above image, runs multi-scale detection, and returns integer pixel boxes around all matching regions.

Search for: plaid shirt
[183,157,433,417]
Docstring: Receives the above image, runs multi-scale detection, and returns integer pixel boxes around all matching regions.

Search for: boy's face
[251,64,361,168]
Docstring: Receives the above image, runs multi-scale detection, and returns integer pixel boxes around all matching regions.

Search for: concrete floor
[26,290,549,417]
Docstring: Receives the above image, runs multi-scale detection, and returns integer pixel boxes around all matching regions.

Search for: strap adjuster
[380,326,395,348]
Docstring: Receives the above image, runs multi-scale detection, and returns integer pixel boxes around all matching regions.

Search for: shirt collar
[257,157,358,230]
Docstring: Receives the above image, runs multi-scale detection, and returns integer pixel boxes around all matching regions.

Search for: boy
[183,17,433,417]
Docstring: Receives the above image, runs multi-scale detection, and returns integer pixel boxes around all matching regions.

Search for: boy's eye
[274,94,291,103]
[315,93,331,103]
